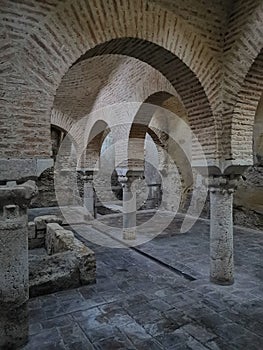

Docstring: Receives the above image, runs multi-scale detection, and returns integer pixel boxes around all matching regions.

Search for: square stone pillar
[209,176,239,285]
[0,180,38,348]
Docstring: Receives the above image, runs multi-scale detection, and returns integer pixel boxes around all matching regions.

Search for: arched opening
[233,92,263,229]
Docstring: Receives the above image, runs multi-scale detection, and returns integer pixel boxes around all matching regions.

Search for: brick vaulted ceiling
[0,0,263,166]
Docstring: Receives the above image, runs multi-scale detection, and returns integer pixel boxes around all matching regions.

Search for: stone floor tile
[134,338,164,350]
[154,327,191,349]
[93,334,136,350]
[64,341,94,350]
[117,320,152,345]
[82,325,119,343]
[58,323,90,345]
[29,322,42,336]
[23,329,63,350]
[143,316,183,337]
[180,323,217,343]
[41,315,73,329]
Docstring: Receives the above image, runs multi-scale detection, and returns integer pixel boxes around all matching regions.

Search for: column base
[210,276,234,286]
[84,213,94,221]
[123,228,136,240]
[0,302,28,349]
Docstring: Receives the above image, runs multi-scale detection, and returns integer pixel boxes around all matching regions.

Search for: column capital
[77,169,95,182]
[118,174,144,191]
[208,175,241,194]
[118,170,144,184]
[0,180,38,208]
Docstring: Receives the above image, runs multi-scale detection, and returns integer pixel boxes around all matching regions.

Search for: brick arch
[53,54,176,121]
[50,109,82,152]
[67,39,217,162]
[82,120,111,171]
[229,49,263,165]
[51,110,74,135]
[21,0,219,108]
[127,91,192,170]
[1,0,219,162]
[222,1,263,164]
[223,1,263,114]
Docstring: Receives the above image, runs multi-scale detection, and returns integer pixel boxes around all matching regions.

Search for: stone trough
[28,215,96,297]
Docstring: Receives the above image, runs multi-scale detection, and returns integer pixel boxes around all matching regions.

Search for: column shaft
[209,176,237,285]
[123,181,137,240]
[84,179,95,219]
[0,181,37,348]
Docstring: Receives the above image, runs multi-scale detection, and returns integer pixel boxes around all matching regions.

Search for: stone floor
[23,210,263,350]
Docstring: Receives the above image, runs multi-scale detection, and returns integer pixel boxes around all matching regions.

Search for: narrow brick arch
[223,1,263,114]
[82,120,111,170]
[50,109,81,151]
[127,91,192,170]
[51,110,74,136]
[229,49,263,165]
[1,0,218,163]
[221,2,263,166]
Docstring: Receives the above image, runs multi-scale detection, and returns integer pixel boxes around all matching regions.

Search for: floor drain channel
[69,225,196,282]
[131,247,196,281]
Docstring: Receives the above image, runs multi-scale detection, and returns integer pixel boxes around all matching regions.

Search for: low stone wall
[28,215,63,249]
[46,223,96,285]
[28,216,96,297]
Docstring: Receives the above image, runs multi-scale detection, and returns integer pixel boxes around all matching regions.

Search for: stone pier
[209,175,239,285]
[0,180,38,349]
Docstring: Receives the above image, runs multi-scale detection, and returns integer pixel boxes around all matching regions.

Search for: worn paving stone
[22,328,63,350]
[58,323,92,347]
[92,333,136,350]
[29,322,42,336]
[154,328,193,349]
[41,315,73,330]
[180,323,217,343]
[117,320,152,345]
[82,325,119,343]
[64,341,94,350]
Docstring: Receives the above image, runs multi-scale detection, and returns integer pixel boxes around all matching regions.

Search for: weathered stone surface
[0,159,53,182]
[46,223,74,255]
[234,165,263,230]
[209,176,237,285]
[30,167,58,208]
[29,250,81,297]
[34,215,63,231]
[29,215,63,250]
[29,223,96,297]
[46,223,96,285]
[0,181,37,349]
[28,221,36,239]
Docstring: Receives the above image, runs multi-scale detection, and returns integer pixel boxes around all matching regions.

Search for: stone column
[0,180,38,349]
[209,175,239,285]
[83,171,96,220]
[119,175,137,240]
